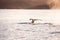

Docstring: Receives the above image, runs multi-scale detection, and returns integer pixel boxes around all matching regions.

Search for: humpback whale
[30,18,42,24]
[18,19,43,25]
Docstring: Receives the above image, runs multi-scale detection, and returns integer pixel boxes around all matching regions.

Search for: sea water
[0,20,60,40]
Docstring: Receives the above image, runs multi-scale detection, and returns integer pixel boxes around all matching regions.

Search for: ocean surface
[0,20,60,40]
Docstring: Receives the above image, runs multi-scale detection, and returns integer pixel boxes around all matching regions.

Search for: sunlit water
[0,20,60,40]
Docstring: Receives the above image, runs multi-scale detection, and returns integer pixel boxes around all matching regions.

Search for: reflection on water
[0,21,60,40]
[17,22,31,24]
[50,32,60,34]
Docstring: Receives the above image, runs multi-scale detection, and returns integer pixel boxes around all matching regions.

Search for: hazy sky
[0,9,60,25]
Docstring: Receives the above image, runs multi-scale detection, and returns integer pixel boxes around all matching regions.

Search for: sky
[0,9,60,25]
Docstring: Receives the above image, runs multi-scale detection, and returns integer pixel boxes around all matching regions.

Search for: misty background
[0,9,60,25]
